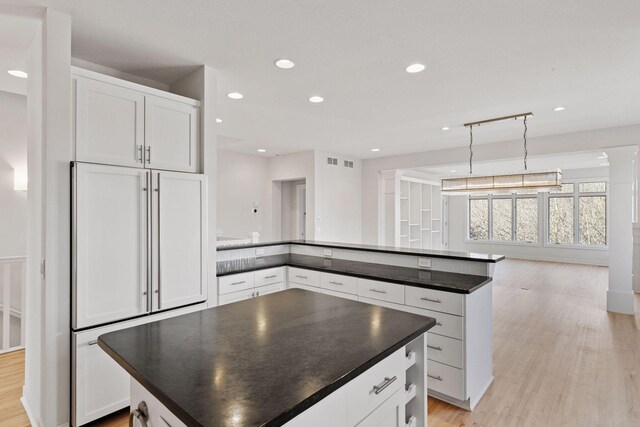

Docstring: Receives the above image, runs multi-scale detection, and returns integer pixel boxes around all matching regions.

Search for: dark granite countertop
[99,289,435,427]
[216,239,505,263]
[217,253,492,294]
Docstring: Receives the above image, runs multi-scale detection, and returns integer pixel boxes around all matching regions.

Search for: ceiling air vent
[344,160,354,168]
[327,157,338,166]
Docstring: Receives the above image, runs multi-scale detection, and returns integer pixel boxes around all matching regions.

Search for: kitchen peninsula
[99,290,436,426]
[216,240,504,411]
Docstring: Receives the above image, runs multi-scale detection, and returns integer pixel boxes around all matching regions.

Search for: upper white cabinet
[73,68,200,173]
[75,78,145,168]
[145,95,199,172]
[73,163,149,329]
[152,171,207,311]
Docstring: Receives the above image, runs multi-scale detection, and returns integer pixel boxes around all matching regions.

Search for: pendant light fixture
[441,112,562,194]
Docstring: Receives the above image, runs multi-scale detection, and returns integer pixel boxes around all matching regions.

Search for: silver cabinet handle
[160,416,172,427]
[256,291,260,296]
[129,401,149,427]
[295,275,308,279]
[137,145,143,163]
[145,146,151,164]
[329,281,343,286]
[420,297,442,303]
[369,288,387,294]
[427,345,442,351]
[231,281,246,286]
[436,322,443,326]
[372,376,397,395]
[427,374,443,381]
[251,292,255,297]
[264,275,277,279]
[88,340,98,346]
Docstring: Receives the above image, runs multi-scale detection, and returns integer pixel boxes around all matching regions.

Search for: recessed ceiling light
[274,59,295,69]
[257,149,266,153]
[8,70,27,78]
[216,118,222,123]
[597,155,607,159]
[553,106,566,111]
[450,169,457,173]
[308,96,324,103]
[371,148,380,152]
[227,92,243,100]
[405,63,425,73]
[442,126,450,131]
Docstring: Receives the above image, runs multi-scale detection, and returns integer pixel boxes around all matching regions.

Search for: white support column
[605,146,639,314]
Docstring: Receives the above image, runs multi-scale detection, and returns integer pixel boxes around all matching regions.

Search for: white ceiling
[0,9,40,95]
[10,1,640,158]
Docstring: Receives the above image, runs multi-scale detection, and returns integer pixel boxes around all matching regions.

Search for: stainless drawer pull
[88,340,98,346]
[420,297,442,303]
[264,275,278,279]
[136,145,143,163]
[251,292,255,297]
[436,322,443,326]
[129,401,149,427]
[145,146,151,164]
[373,376,397,395]
[296,275,308,279]
[369,288,387,294]
[160,416,172,427]
[427,374,443,381]
[230,281,246,286]
[427,345,442,351]
[329,281,343,286]
[256,291,260,296]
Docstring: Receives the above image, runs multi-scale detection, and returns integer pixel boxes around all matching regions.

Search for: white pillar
[605,146,638,314]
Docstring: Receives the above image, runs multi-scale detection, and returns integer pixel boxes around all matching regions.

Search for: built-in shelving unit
[396,176,442,249]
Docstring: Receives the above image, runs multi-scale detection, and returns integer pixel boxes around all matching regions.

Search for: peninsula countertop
[217,253,493,294]
[98,289,436,427]
[216,239,505,263]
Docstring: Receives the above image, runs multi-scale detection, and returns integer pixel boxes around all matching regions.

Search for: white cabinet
[145,95,199,172]
[217,268,286,306]
[73,69,200,173]
[73,163,149,329]
[75,77,145,168]
[152,171,207,311]
[356,387,406,427]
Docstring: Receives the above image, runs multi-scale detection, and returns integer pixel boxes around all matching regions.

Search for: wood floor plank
[0,259,638,426]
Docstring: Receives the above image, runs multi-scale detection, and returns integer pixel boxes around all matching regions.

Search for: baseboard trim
[469,375,494,410]
[428,389,471,411]
[607,289,635,315]
[21,388,42,427]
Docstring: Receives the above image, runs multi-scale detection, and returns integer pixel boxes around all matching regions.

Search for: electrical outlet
[256,248,265,257]
[418,258,432,269]
[323,249,332,258]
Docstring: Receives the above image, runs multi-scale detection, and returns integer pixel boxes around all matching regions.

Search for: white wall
[280,179,305,240]
[0,90,27,257]
[216,150,269,239]
[361,125,640,245]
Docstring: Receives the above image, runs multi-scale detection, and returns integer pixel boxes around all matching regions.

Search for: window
[548,197,574,244]
[469,198,489,240]
[468,194,539,242]
[516,198,538,242]
[492,198,512,241]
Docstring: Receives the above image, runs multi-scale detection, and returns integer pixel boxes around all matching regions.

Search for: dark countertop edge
[216,260,492,294]
[98,317,436,427]
[216,240,505,263]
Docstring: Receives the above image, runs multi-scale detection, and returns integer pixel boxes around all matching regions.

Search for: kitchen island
[99,289,436,426]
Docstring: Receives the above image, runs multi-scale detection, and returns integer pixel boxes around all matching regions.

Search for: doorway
[279,179,306,240]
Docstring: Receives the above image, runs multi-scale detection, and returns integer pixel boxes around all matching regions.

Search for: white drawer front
[403,306,464,340]
[218,272,255,295]
[289,282,321,293]
[255,282,285,297]
[321,288,359,301]
[218,288,255,306]
[254,267,285,287]
[346,347,406,426]
[427,360,466,401]
[288,267,320,287]
[405,286,464,316]
[357,279,404,305]
[427,333,464,369]
[321,272,357,294]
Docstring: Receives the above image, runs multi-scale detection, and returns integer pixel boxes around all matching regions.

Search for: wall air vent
[344,160,354,168]
[327,157,338,166]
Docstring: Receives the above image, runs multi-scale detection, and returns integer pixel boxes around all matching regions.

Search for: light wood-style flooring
[1,259,638,426]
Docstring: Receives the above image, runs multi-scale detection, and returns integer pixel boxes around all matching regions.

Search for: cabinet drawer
[405,286,464,316]
[321,272,357,294]
[254,267,285,287]
[289,283,321,293]
[427,333,464,369]
[357,279,404,305]
[288,267,320,287]
[218,272,254,295]
[255,282,285,297]
[218,288,255,306]
[427,360,466,401]
[321,288,359,301]
[346,347,406,426]
[403,306,464,340]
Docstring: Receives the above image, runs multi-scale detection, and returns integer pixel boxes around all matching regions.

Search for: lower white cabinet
[356,387,406,427]
[217,267,286,306]
[72,303,206,426]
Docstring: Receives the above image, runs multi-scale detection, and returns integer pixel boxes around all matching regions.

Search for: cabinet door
[145,95,199,172]
[218,288,255,306]
[152,171,207,311]
[75,77,145,168]
[73,163,149,329]
[356,387,406,427]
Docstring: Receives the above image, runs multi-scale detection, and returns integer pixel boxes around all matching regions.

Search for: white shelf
[400,235,409,238]
[406,416,417,427]
[400,196,409,200]
[410,223,420,226]
[405,351,416,369]
[421,228,430,231]
[400,219,409,222]
[421,209,431,212]
[405,383,417,405]
[409,239,420,242]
